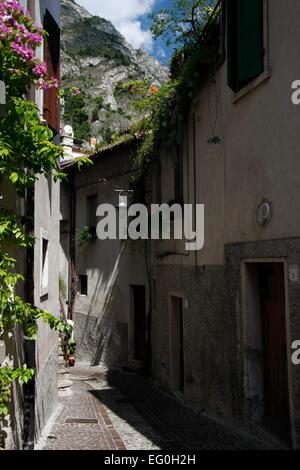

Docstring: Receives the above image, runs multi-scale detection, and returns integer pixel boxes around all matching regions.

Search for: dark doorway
[132,286,146,362]
[260,263,290,441]
[170,296,184,392]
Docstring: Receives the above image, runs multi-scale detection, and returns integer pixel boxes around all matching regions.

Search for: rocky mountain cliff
[61,0,169,142]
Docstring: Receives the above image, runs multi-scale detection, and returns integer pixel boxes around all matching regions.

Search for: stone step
[58,369,70,376]
[58,388,73,398]
[58,379,73,390]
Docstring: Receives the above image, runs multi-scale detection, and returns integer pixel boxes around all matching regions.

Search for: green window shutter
[237,0,263,83]
[227,0,237,91]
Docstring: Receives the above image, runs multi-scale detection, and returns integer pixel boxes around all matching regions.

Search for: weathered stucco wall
[34,174,60,441]
[150,0,300,447]
[71,149,149,368]
[151,264,233,419]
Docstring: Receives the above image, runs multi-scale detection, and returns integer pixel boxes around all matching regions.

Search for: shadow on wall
[75,242,126,367]
[0,332,25,450]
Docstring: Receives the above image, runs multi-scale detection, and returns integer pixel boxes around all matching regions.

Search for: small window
[154,162,162,204]
[87,194,97,232]
[227,0,264,92]
[79,275,88,296]
[152,278,157,311]
[43,11,60,133]
[40,234,49,298]
[174,152,183,205]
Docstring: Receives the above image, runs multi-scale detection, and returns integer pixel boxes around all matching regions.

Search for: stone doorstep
[58,379,73,389]
[58,388,73,397]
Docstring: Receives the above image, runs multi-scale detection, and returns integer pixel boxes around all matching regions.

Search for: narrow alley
[37,366,282,451]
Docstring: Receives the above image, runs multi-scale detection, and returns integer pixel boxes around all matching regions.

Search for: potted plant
[66,339,77,367]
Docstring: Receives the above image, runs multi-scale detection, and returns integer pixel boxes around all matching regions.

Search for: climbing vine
[0,0,73,417]
[130,0,221,181]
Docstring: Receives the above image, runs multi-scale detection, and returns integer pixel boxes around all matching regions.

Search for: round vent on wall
[257,199,273,226]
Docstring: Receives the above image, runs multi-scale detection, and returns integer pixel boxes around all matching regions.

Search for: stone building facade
[60,0,300,449]
[60,139,149,371]
[0,0,61,449]
[150,0,300,449]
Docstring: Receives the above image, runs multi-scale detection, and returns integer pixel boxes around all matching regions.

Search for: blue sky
[76,0,174,64]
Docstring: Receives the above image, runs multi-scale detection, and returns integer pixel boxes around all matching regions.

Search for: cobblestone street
[37,366,284,451]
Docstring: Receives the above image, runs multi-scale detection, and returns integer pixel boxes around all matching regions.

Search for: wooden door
[171,296,184,392]
[178,298,184,392]
[133,286,146,361]
[43,12,60,134]
[260,263,290,440]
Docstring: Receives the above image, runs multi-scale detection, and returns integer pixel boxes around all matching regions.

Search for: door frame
[169,292,185,392]
[129,284,146,367]
[241,258,296,447]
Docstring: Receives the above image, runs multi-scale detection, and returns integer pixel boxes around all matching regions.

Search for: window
[227,0,264,93]
[78,275,88,296]
[87,194,97,235]
[174,153,183,205]
[154,162,162,204]
[43,11,60,133]
[40,233,49,298]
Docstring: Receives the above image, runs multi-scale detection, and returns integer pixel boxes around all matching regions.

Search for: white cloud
[118,20,153,50]
[157,46,166,59]
[76,0,155,51]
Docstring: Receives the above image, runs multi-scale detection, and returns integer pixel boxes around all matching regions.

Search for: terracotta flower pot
[67,355,76,367]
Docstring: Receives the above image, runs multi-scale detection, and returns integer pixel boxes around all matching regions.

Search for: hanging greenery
[130,0,221,181]
[0,0,73,418]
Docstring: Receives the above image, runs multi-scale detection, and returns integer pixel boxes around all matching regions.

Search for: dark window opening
[43,10,60,133]
[87,194,97,237]
[154,162,162,204]
[79,275,88,296]
[227,0,264,92]
[174,151,183,206]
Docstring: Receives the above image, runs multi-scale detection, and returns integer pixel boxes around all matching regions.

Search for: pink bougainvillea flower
[32,62,48,77]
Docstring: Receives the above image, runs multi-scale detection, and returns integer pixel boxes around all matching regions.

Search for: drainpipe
[192,113,198,272]
[22,0,37,450]
[69,173,76,321]
[23,182,36,451]
[22,335,36,450]
[144,238,152,376]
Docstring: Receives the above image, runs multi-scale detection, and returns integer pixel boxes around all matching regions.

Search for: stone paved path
[39,366,283,451]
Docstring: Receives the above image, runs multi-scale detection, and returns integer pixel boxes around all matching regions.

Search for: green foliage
[76,45,130,66]
[67,339,77,356]
[101,127,113,145]
[0,98,64,195]
[150,0,216,49]
[91,108,99,122]
[59,275,67,300]
[75,226,94,248]
[0,366,34,417]
[94,96,104,108]
[94,131,136,155]
[132,0,220,181]
[60,331,76,362]
[63,92,91,141]
[0,4,80,420]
